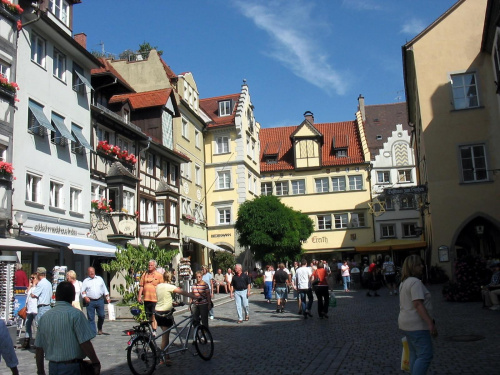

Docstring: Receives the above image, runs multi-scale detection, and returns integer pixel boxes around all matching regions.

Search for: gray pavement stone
[10,285,500,374]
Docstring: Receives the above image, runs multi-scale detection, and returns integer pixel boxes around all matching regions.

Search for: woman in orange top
[312,262,330,318]
[138,260,164,332]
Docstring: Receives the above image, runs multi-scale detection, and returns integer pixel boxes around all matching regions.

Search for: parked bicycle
[126,302,213,375]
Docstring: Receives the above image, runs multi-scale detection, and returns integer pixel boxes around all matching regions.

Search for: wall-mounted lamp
[475,225,484,236]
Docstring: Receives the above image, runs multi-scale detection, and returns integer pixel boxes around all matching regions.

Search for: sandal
[244,316,249,321]
[237,320,243,324]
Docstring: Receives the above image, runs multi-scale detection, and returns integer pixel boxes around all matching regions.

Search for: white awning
[22,231,117,257]
[0,237,58,252]
[186,237,230,252]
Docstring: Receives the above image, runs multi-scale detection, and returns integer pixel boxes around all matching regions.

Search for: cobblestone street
[12,284,500,375]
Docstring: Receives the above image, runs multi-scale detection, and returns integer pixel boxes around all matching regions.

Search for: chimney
[358,94,365,122]
[303,111,314,124]
[74,33,87,49]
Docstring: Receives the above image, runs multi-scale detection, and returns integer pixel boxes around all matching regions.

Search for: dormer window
[335,148,348,158]
[49,0,70,26]
[219,100,232,117]
[265,155,278,164]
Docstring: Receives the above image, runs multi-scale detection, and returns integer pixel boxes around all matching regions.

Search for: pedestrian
[290,261,302,313]
[230,263,251,323]
[35,281,101,375]
[201,265,215,319]
[191,271,211,328]
[366,259,381,297]
[486,262,500,310]
[312,262,330,318]
[138,260,164,333]
[382,255,398,295]
[81,267,110,335]
[0,319,19,375]
[263,265,274,303]
[214,268,228,294]
[295,259,313,319]
[21,273,38,350]
[14,263,28,288]
[155,271,197,366]
[30,267,52,324]
[398,255,437,375]
[66,270,83,310]
[341,260,351,292]
[225,268,234,299]
[272,263,289,313]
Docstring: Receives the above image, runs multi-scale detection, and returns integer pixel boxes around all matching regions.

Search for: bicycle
[126,303,214,375]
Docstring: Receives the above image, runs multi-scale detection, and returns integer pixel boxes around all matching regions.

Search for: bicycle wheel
[127,336,157,375]
[193,324,214,361]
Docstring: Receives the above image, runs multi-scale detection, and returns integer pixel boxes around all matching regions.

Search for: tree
[101,241,178,303]
[138,41,163,59]
[212,251,235,271]
[235,195,314,264]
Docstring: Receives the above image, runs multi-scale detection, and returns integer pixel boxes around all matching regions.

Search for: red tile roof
[160,58,177,80]
[91,58,135,92]
[259,121,365,172]
[109,89,173,110]
[199,93,240,128]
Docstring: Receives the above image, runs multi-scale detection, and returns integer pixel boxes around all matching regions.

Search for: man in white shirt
[295,259,313,319]
[81,267,110,335]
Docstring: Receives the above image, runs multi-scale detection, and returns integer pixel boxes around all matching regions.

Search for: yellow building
[403,0,500,275]
[259,111,373,262]
[199,81,261,265]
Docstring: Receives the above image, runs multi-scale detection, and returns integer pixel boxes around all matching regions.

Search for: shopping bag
[401,336,410,372]
[107,303,116,321]
[329,292,337,307]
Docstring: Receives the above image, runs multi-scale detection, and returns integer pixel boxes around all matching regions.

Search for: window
[170,201,177,224]
[317,215,332,230]
[49,181,63,208]
[217,170,231,189]
[156,202,165,224]
[49,0,69,26]
[350,213,365,227]
[216,136,229,154]
[403,223,417,237]
[96,127,110,142]
[219,100,232,116]
[348,175,363,191]
[117,136,132,153]
[0,61,10,79]
[91,184,105,201]
[265,155,278,164]
[335,148,347,158]
[334,214,348,229]
[195,130,200,149]
[291,180,305,195]
[275,181,288,196]
[147,153,154,175]
[169,164,178,186]
[315,178,329,193]
[248,173,253,193]
[460,144,487,182]
[182,117,189,139]
[331,176,346,192]
[247,139,251,156]
[140,198,146,221]
[147,201,154,223]
[195,165,201,185]
[451,73,479,110]
[400,195,416,209]
[381,224,396,238]
[252,141,256,160]
[71,124,85,154]
[377,171,390,184]
[218,207,231,225]
[381,197,394,210]
[53,48,66,80]
[31,32,46,67]
[261,182,272,196]
[70,187,82,213]
[123,191,135,214]
[72,63,86,94]
[28,100,49,136]
[181,198,192,216]
[26,174,42,203]
[123,109,130,123]
[398,170,412,183]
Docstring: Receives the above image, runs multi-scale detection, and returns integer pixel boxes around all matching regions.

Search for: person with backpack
[383,255,398,296]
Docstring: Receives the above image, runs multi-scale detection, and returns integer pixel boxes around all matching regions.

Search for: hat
[490,262,500,268]
[36,267,46,274]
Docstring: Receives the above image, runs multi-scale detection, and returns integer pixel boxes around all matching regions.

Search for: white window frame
[0,61,10,79]
[91,183,106,202]
[460,144,488,183]
[348,175,363,191]
[219,100,232,116]
[182,117,189,139]
[195,164,201,186]
[147,200,154,223]
[182,197,192,216]
[275,181,289,196]
[451,72,480,110]
[400,195,416,210]
[70,187,82,213]
[147,153,154,175]
[315,177,329,193]
[217,207,231,225]
[377,171,390,184]
[217,170,231,190]
[53,48,66,81]
[26,173,42,203]
[140,198,146,221]
[317,215,332,230]
[291,180,305,195]
[195,130,200,149]
[216,136,230,154]
[381,224,396,238]
[261,182,272,196]
[170,201,178,224]
[403,223,417,238]
[156,201,165,224]
[31,32,46,67]
[49,180,63,209]
[398,169,412,183]
[123,189,135,214]
[334,213,348,229]
[331,176,346,192]
[49,0,70,26]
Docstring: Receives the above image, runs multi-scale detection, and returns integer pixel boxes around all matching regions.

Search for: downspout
[136,137,152,233]
[21,3,42,28]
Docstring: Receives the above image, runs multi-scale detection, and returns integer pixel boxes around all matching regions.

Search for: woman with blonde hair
[66,270,82,310]
[398,255,437,375]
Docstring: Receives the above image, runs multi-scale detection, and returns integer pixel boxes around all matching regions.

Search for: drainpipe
[21,3,42,28]
[135,137,152,231]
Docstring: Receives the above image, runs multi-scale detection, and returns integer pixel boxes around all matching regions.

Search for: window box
[96,140,137,166]
[0,161,14,180]
[91,197,113,213]
[2,1,23,15]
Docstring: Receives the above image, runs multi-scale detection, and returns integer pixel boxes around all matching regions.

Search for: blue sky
[74,0,457,128]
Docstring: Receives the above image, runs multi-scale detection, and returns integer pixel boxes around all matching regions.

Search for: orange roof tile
[259,121,365,172]
[160,58,177,80]
[91,58,135,92]
[109,89,173,110]
[199,93,240,128]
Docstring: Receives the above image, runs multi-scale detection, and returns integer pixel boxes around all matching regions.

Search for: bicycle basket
[130,307,141,316]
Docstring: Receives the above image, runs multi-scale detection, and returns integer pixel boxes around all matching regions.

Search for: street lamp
[14,211,27,232]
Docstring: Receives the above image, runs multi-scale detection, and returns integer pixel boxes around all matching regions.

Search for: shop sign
[33,223,79,236]
[384,185,427,196]
[211,233,231,238]
[140,224,158,233]
[118,219,136,234]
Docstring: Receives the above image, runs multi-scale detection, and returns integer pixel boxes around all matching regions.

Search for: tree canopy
[235,195,314,264]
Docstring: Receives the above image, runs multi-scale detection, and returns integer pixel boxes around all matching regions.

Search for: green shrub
[253,276,264,288]
[442,255,484,302]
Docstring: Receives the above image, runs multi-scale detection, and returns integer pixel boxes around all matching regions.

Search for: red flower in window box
[2,0,23,15]
[0,161,14,175]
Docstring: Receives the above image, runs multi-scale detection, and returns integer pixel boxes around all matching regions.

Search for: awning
[71,124,92,150]
[51,114,75,142]
[0,237,58,252]
[74,70,93,90]
[355,239,427,252]
[28,101,55,132]
[21,231,117,257]
[187,237,230,253]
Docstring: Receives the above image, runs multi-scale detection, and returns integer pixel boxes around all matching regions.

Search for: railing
[93,103,143,133]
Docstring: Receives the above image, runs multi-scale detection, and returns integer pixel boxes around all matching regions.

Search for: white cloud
[400,18,426,35]
[232,0,347,96]
[341,0,382,11]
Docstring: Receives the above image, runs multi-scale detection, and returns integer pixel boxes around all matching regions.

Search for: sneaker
[209,316,214,320]
[490,305,500,310]
[276,308,281,313]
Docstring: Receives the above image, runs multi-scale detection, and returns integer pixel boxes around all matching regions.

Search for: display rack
[0,255,17,322]
[51,266,67,306]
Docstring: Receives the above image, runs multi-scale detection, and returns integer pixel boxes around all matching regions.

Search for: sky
[73,0,458,128]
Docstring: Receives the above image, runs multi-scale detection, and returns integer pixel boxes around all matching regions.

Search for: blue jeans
[403,330,433,375]
[264,281,272,300]
[25,313,37,339]
[86,298,105,335]
[234,290,249,321]
[342,275,351,291]
[48,361,80,375]
[299,288,313,314]
[36,305,50,325]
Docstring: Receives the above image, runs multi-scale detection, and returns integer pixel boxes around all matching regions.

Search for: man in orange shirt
[138,260,164,333]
